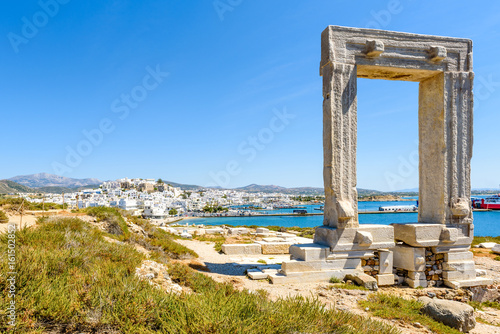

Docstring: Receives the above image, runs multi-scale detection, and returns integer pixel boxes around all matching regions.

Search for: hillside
[0,180,34,194]
[9,173,101,188]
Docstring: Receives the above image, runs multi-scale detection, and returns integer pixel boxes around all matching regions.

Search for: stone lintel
[320,25,472,75]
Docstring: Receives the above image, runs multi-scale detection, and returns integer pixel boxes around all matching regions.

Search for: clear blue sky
[1,0,499,191]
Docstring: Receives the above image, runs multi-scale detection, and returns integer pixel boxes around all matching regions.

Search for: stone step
[269,269,361,284]
[444,277,493,289]
[246,269,268,280]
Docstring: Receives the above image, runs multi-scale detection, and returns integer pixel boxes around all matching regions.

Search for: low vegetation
[0,197,67,211]
[85,206,131,241]
[127,214,197,259]
[0,216,400,334]
[359,293,462,334]
[0,210,8,224]
[469,300,500,311]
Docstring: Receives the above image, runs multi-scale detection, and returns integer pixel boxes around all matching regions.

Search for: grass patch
[257,259,267,264]
[469,300,500,311]
[0,197,67,211]
[0,218,400,334]
[329,283,368,291]
[85,206,130,241]
[330,276,342,284]
[360,293,462,334]
[127,215,198,259]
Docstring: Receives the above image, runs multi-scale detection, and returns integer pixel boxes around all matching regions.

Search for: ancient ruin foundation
[266,26,492,288]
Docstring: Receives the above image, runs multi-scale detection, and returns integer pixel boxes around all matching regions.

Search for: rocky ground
[176,238,500,334]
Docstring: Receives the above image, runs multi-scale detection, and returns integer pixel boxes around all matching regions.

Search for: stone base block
[221,243,261,255]
[444,251,473,262]
[281,258,361,273]
[393,244,426,272]
[377,274,395,286]
[258,242,293,255]
[289,244,329,261]
[405,277,428,288]
[392,223,473,247]
[442,261,475,272]
[269,269,361,284]
[408,271,426,280]
[444,277,493,289]
[378,250,393,274]
[313,225,394,251]
[442,270,477,281]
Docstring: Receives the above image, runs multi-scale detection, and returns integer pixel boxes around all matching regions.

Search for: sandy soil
[176,238,500,334]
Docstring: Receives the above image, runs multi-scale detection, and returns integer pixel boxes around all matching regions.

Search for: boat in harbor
[472,195,500,210]
[378,205,417,212]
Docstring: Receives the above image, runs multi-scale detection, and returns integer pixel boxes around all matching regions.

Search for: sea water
[190,202,500,237]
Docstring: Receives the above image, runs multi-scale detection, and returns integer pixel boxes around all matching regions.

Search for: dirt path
[177,238,500,334]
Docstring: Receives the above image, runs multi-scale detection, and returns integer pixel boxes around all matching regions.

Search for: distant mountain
[9,173,101,188]
[0,180,34,194]
[394,188,419,193]
[162,181,205,191]
[234,184,385,196]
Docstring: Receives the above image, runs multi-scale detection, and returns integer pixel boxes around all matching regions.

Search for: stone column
[418,72,473,225]
[322,62,358,229]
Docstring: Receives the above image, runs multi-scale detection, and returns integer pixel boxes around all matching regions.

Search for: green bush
[85,207,130,241]
[0,197,67,211]
[127,214,198,259]
[360,293,462,334]
[0,210,8,224]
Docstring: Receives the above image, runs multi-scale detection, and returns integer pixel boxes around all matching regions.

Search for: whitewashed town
[17,178,306,219]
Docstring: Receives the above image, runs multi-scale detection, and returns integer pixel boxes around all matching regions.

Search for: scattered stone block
[478,242,497,249]
[419,296,475,332]
[255,227,270,236]
[228,227,248,235]
[345,273,378,291]
[205,228,225,235]
[289,244,329,261]
[260,242,293,255]
[247,269,268,280]
[221,243,261,255]
[492,244,500,254]
[376,274,395,286]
